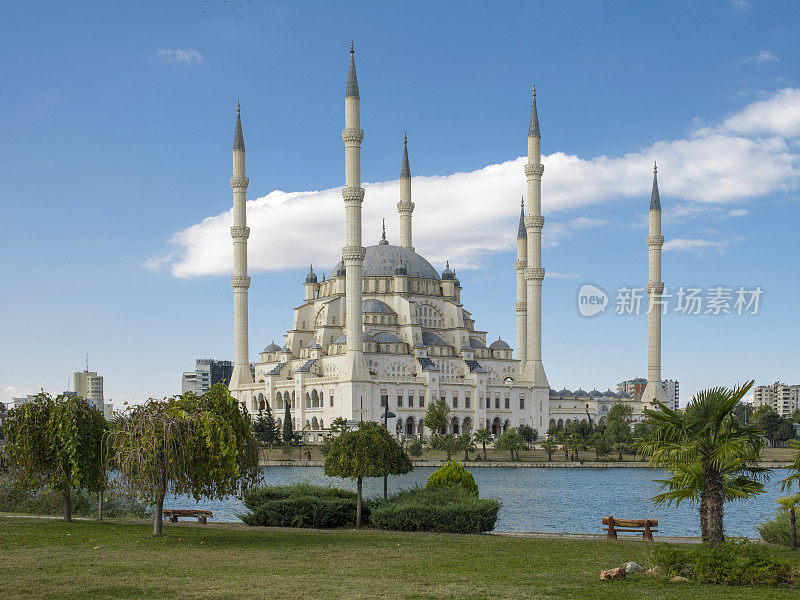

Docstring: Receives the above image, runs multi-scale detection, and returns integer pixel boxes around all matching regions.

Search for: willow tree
[109,384,260,535]
[4,393,107,522]
[324,421,413,526]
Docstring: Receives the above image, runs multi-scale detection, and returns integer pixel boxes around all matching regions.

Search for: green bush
[653,540,797,586]
[0,477,152,519]
[757,510,794,547]
[425,460,478,495]
[241,482,363,528]
[371,486,500,533]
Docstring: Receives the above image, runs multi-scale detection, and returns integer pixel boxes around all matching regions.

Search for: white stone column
[230,101,253,389]
[397,133,414,250]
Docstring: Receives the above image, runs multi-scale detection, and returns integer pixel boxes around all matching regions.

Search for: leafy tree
[632,422,651,461]
[782,439,800,493]
[253,409,269,444]
[495,428,525,460]
[407,436,423,457]
[607,403,634,425]
[459,432,476,460]
[109,384,260,535]
[732,402,754,426]
[323,421,412,526]
[282,403,293,444]
[518,424,538,449]
[792,408,800,423]
[424,400,450,435]
[638,381,765,547]
[473,427,492,460]
[4,393,108,522]
[262,402,279,445]
[329,416,350,436]
[555,428,569,459]
[426,460,478,495]
[433,433,463,461]
[606,419,633,460]
[541,437,557,461]
[589,430,612,459]
[775,493,799,551]
[751,404,774,424]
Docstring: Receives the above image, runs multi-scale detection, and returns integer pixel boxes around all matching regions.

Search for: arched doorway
[451,417,460,435]
[406,416,415,436]
[462,417,473,435]
[491,417,501,436]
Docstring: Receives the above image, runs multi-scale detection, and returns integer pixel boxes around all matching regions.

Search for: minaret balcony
[342,187,365,203]
[230,226,250,239]
[341,128,364,144]
[524,267,545,282]
[230,176,249,189]
[524,216,545,229]
[646,235,664,247]
[524,164,544,178]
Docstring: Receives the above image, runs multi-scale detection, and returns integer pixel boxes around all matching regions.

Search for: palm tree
[474,427,492,460]
[459,432,476,461]
[638,381,765,547]
[781,439,800,492]
[542,437,557,461]
[776,493,799,551]
[556,429,569,459]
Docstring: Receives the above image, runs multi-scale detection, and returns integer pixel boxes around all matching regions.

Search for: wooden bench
[163,509,212,525]
[602,516,658,541]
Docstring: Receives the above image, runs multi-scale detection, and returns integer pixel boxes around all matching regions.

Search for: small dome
[574,389,589,398]
[421,331,448,346]
[262,341,281,353]
[333,262,346,277]
[558,388,573,396]
[549,388,559,398]
[589,389,603,397]
[618,391,632,399]
[441,260,455,280]
[362,299,395,314]
[490,338,511,350]
[602,389,617,398]
[279,345,291,353]
[468,337,486,349]
[334,334,347,344]
[373,332,402,343]
[305,265,318,284]
[453,269,460,287]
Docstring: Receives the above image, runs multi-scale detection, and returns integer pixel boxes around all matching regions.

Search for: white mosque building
[227,45,661,440]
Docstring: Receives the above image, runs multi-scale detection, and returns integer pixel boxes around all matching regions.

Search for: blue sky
[1,0,798,407]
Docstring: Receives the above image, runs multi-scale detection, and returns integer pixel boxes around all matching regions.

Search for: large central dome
[333,244,440,280]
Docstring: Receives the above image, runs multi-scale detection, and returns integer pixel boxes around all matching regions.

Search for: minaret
[515,198,528,366]
[229,100,253,389]
[397,132,414,250]
[521,85,549,389]
[342,42,368,381]
[642,162,668,406]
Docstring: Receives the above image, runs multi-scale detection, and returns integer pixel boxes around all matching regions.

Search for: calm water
[164,466,790,537]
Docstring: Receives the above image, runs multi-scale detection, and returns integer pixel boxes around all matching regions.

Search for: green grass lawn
[1,517,798,599]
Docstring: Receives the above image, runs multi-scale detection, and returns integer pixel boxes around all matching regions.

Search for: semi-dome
[331,244,440,280]
[305,265,318,284]
[468,337,486,348]
[262,341,281,353]
[489,338,511,350]
[373,331,402,343]
[421,331,448,346]
[362,299,395,314]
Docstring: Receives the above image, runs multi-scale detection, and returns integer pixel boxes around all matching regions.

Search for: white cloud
[731,0,750,12]
[148,88,800,278]
[742,50,779,64]
[0,384,36,404]
[663,238,731,254]
[158,48,203,66]
[547,271,581,280]
[724,208,748,218]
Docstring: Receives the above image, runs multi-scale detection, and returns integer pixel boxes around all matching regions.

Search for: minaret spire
[229,100,253,389]
[342,42,368,385]
[380,218,388,244]
[643,162,667,406]
[397,132,415,250]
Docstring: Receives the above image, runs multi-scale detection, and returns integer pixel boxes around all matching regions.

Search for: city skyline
[1,1,799,407]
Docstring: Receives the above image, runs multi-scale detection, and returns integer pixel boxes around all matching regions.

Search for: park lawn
[1,517,799,600]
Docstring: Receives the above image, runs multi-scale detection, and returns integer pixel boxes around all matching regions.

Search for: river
[163,466,791,537]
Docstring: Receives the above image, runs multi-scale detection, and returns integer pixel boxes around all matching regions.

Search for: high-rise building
[617,377,678,409]
[182,359,233,395]
[753,382,799,417]
[662,379,680,411]
[73,370,104,412]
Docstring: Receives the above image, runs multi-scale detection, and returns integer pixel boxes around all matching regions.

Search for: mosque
[226,45,665,440]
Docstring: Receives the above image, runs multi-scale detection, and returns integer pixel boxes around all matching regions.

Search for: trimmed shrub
[241,482,363,528]
[757,510,794,547]
[426,460,478,495]
[653,540,797,586]
[371,486,500,533]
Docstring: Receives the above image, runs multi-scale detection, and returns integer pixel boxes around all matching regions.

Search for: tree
[518,424,538,449]
[589,430,612,459]
[541,437,557,461]
[792,408,800,423]
[424,400,450,435]
[751,404,774,425]
[329,417,350,436]
[782,439,800,493]
[556,428,569,459]
[459,432,476,460]
[606,420,633,460]
[638,381,765,547]
[4,393,107,522]
[263,402,279,445]
[407,436,423,457]
[433,433,463,461]
[109,384,260,535]
[632,422,651,461]
[607,403,634,425]
[495,428,525,460]
[776,493,799,551]
[474,427,492,460]
[732,402,754,426]
[253,409,269,444]
[282,403,293,444]
[323,421,413,526]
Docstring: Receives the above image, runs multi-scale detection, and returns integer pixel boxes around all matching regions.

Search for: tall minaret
[342,42,368,381]
[515,198,528,366]
[642,162,668,406]
[397,132,414,250]
[521,85,549,389]
[229,100,253,389]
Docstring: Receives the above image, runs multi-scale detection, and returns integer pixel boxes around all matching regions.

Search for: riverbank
[2,517,797,599]
[261,459,794,468]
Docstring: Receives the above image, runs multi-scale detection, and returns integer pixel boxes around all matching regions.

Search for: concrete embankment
[260,459,792,468]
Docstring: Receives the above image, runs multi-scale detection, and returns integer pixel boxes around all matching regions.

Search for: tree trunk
[482,442,487,460]
[98,490,104,522]
[356,478,363,528]
[564,444,569,459]
[154,470,167,536]
[705,466,725,547]
[699,490,709,542]
[63,483,72,522]
[791,508,797,551]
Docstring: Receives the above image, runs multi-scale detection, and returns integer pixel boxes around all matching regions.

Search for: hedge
[241,483,364,528]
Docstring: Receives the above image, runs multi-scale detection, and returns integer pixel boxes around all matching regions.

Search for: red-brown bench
[163,509,212,524]
[602,516,658,541]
